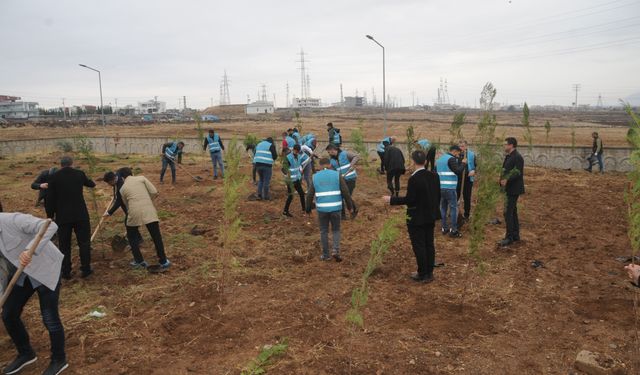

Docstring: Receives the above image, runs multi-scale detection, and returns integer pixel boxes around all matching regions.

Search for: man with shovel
[160,141,184,184]
[0,210,69,375]
[102,168,142,247]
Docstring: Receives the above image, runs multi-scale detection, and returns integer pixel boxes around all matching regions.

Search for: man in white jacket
[0,211,68,375]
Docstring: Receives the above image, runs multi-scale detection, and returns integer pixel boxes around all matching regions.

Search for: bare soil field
[1,109,633,147]
[0,146,637,374]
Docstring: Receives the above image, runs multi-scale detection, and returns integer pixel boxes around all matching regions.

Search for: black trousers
[57,220,92,275]
[387,170,402,196]
[407,223,435,277]
[284,180,305,213]
[2,278,65,361]
[377,152,385,172]
[504,194,520,241]
[126,221,167,264]
[456,177,473,218]
[342,179,357,216]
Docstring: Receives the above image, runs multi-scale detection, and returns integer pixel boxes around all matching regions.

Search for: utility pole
[183,96,187,110]
[572,84,581,109]
[114,98,118,115]
[62,98,66,120]
[286,82,290,108]
[411,91,416,107]
[340,84,344,106]
[366,35,387,137]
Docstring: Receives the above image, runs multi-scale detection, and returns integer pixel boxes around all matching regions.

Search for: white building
[0,99,39,119]
[137,99,166,114]
[291,97,321,108]
[246,101,275,115]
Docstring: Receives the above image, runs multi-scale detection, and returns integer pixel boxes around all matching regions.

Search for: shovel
[91,198,115,242]
[176,163,204,182]
[457,169,468,229]
[0,219,52,308]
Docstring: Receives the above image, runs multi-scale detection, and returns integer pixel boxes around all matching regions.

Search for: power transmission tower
[62,98,66,120]
[260,84,267,102]
[597,93,604,108]
[297,49,309,99]
[372,87,377,107]
[286,82,290,108]
[340,84,344,106]
[572,83,581,109]
[411,91,416,107]
[183,96,187,110]
[220,70,231,105]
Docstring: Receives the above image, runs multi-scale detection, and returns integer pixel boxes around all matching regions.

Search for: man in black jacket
[383,144,405,196]
[46,156,96,278]
[499,137,525,247]
[30,167,57,208]
[384,150,441,283]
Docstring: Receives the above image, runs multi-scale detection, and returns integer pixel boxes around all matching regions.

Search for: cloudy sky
[1,0,639,109]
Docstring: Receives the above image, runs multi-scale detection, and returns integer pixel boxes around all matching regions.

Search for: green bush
[56,140,73,153]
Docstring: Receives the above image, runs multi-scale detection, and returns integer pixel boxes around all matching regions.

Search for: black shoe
[350,208,358,220]
[584,168,592,173]
[42,360,68,375]
[410,273,434,283]
[449,231,462,238]
[282,211,293,218]
[3,353,37,375]
[498,238,514,247]
[441,229,450,236]
[332,253,342,262]
[61,273,72,280]
[80,269,93,279]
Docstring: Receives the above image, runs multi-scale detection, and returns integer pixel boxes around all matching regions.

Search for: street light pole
[366,35,387,138]
[79,64,107,152]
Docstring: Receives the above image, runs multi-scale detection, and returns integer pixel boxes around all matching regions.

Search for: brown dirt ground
[1,109,633,147]
[0,146,638,374]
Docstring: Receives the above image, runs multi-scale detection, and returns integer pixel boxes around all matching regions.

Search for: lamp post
[366,34,386,138]
[79,64,107,151]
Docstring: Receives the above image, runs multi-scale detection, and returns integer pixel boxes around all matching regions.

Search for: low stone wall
[0,136,632,172]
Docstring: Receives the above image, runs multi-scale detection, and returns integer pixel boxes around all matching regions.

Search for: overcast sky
[1,0,639,109]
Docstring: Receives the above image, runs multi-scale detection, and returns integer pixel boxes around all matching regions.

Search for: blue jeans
[318,211,341,257]
[440,188,458,232]
[160,157,176,182]
[2,278,65,361]
[210,151,224,177]
[256,164,273,199]
[302,162,313,188]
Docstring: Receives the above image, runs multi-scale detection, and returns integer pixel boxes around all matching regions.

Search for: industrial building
[291,97,321,108]
[246,101,275,115]
[0,95,39,119]
[137,99,166,114]
[344,96,367,108]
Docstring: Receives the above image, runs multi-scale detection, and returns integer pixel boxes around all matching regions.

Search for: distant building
[246,101,275,115]
[291,97,321,108]
[344,96,367,108]
[0,95,39,119]
[137,99,166,114]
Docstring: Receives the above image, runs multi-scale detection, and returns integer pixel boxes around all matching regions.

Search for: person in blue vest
[291,128,302,144]
[281,146,307,217]
[435,145,467,238]
[281,132,296,152]
[253,137,279,200]
[160,141,184,184]
[326,144,359,220]
[456,140,477,222]
[327,122,342,147]
[376,136,395,174]
[202,129,225,179]
[305,158,356,261]
[300,137,318,188]
[415,139,437,171]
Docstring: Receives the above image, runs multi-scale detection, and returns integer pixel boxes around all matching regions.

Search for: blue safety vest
[417,139,431,150]
[313,169,343,213]
[330,150,357,181]
[165,142,179,160]
[377,137,392,153]
[286,153,303,182]
[299,151,311,169]
[285,136,296,149]
[436,153,457,189]
[292,132,301,144]
[305,136,316,149]
[467,150,476,182]
[206,134,221,153]
[253,141,274,165]
[332,130,341,145]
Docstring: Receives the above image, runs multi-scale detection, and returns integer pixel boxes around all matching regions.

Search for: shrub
[450,113,466,144]
[56,140,73,153]
[244,134,259,148]
[544,120,552,143]
[241,339,289,375]
[406,124,416,158]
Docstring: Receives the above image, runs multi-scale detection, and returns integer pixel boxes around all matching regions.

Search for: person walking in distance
[326,144,359,220]
[160,141,184,184]
[585,132,604,173]
[253,137,279,200]
[383,150,441,283]
[282,146,307,217]
[499,137,525,247]
[306,158,356,262]
[327,122,342,147]
[45,156,95,279]
[383,142,406,197]
[0,210,69,375]
[376,136,395,174]
[203,129,225,179]
[456,140,477,222]
[435,145,467,238]
[119,172,171,269]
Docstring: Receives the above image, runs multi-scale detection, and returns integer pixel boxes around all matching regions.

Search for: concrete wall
[0,136,633,172]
